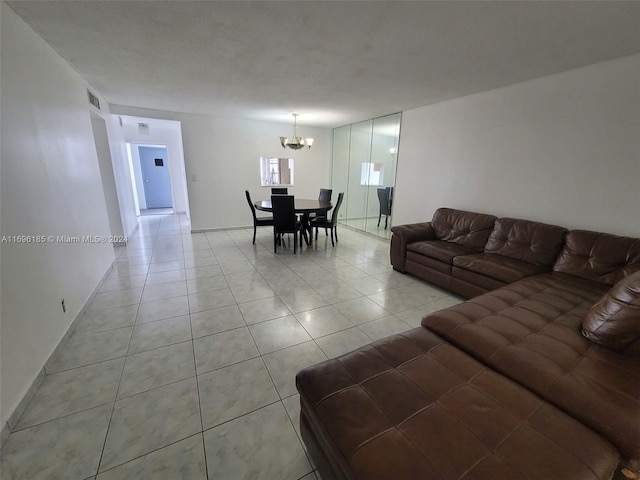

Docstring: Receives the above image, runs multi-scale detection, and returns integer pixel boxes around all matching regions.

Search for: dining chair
[318,188,332,202]
[271,195,304,253]
[377,187,392,229]
[245,190,273,244]
[309,188,333,221]
[271,187,288,195]
[311,192,344,247]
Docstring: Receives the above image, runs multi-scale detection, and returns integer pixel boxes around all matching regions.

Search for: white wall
[82,95,138,240]
[104,115,138,237]
[111,107,332,230]
[129,144,147,210]
[394,54,640,237]
[0,4,115,427]
[91,114,125,239]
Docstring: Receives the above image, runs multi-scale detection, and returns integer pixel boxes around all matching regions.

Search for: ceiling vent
[87,89,100,110]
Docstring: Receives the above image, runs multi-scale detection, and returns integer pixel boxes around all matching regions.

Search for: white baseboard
[191,225,252,233]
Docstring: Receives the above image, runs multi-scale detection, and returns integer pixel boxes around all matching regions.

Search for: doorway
[130,144,174,216]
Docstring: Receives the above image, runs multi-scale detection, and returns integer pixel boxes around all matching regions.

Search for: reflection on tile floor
[0,214,462,480]
[340,217,392,240]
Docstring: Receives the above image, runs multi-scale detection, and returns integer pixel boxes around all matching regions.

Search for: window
[360,162,384,186]
[260,157,294,186]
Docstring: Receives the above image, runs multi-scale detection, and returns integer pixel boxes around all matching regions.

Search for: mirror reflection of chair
[377,187,392,229]
[245,190,273,244]
[271,195,304,254]
[271,187,288,195]
[311,192,344,247]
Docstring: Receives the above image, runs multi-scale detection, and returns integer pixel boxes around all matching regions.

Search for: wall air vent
[87,89,100,110]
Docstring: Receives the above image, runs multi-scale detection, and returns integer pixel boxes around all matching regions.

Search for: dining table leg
[300,214,312,245]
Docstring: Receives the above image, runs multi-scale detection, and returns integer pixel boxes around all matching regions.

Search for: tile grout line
[93,218,159,477]
[235,232,331,466]
[184,228,211,480]
[223,232,315,476]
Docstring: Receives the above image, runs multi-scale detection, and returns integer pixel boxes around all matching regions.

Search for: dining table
[254,198,332,245]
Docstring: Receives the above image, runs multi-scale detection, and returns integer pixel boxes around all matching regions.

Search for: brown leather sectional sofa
[296,207,640,480]
[389,208,572,298]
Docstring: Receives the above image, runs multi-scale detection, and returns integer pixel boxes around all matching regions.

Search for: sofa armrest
[390,222,434,272]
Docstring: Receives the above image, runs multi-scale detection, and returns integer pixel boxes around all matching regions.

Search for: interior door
[139,146,172,208]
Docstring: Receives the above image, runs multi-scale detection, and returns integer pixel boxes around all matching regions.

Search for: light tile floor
[340,217,392,240]
[0,214,462,480]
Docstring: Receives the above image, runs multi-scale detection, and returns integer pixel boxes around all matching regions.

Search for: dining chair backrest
[318,188,332,202]
[271,195,297,232]
[245,190,257,219]
[271,187,288,195]
[377,188,391,215]
[329,192,345,226]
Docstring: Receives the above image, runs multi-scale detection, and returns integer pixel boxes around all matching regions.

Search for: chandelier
[280,113,314,150]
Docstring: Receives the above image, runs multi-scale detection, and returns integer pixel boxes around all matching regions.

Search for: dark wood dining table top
[254,198,332,214]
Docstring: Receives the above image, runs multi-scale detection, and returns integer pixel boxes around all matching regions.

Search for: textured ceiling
[6,1,640,127]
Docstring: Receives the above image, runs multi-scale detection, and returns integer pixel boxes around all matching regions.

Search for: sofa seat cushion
[453,253,548,284]
[296,328,619,480]
[406,253,452,275]
[407,240,478,265]
[422,273,640,462]
[452,266,508,292]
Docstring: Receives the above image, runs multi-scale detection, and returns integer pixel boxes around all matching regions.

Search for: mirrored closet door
[331,113,401,240]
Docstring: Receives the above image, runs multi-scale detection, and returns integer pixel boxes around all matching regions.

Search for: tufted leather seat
[306,208,640,477]
[453,253,548,284]
[297,328,620,480]
[422,273,640,463]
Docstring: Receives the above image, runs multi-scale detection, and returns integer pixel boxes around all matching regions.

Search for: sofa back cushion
[431,208,497,251]
[582,270,640,353]
[484,218,567,266]
[553,230,640,285]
